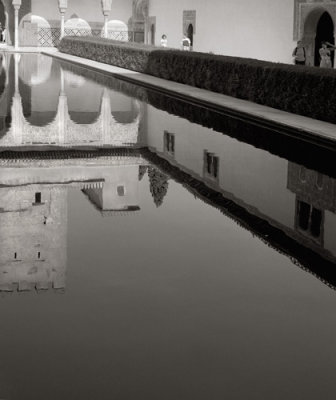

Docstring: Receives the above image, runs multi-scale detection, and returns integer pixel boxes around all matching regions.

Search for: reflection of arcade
[0,53,142,148]
[0,152,147,294]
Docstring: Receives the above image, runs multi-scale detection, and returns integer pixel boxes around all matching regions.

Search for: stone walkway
[42,50,336,149]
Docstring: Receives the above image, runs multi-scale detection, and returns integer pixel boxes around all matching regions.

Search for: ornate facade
[0,0,335,65]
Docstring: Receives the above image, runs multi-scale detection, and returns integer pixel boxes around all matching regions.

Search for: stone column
[58,68,67,144]
[58,0,68,39]
[12,53,23,145]
[101,0,112,38]
[12,0,21,50]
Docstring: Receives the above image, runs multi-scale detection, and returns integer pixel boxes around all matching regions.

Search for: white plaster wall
[149,0,296,63]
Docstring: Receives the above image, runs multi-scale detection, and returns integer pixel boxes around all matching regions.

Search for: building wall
[148,0,296,63]
[31,0,133,28]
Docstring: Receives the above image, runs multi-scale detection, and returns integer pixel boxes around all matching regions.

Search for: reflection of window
[117,186,125,197]
[297,200,323,240]
[204,151,219,180]
[35,192,41,204]
[164,131,175,155]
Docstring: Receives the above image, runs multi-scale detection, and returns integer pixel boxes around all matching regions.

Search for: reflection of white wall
[0,187,67,291]
[324,212,336,256]
[146,105,336,259]
[148,0,295,63]
[146,104,296,229]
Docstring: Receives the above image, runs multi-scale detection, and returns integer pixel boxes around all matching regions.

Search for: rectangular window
[164,131,175,155]
[296,200,323,242]
[204,151,219,180]
[35,192,42,204]
[117,186,125,197]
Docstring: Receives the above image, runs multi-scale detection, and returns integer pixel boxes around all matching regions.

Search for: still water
[0,53,335,400]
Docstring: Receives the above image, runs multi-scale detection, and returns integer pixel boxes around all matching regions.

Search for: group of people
[160,34,192,51]
[292,40,336,68]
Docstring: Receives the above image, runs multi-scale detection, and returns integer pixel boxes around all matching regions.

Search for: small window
[204,151,219,180]
[164,131,175,155]
[14,252,17,259]
[35,192,42,204]
[117,186,125,197]
[296,200,323,242]
[38,252,41,259]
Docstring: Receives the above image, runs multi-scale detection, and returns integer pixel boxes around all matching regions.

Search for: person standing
[319,42,332,68]
[292,40,306,65]
[181,35,191,51]
[160,34,168,47]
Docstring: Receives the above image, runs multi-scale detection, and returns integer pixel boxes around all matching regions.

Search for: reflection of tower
[287,163,336,250]
[82,165,141,215]
[0,186,67,293]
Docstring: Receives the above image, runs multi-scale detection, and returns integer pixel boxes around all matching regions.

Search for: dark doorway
[150,23,155,45]
[187,23,193,48]
[315,12,334,67]
[0,2,5,28]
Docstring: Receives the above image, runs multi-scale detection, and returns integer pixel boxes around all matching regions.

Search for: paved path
[43,50,336,149]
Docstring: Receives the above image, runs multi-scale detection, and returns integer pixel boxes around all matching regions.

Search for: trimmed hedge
[58,36,336,124]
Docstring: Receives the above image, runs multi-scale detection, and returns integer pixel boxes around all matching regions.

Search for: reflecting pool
[0,53,335,400]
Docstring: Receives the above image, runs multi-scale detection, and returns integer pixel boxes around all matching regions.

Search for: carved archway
[295,1,336,67]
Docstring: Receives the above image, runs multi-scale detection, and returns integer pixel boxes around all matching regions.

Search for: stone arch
[65,17,92,36]
[66,77,103,125]
[111,96,140,124]
[30,15,51,29]
[105,20,129,41]
[129,0,148,43]
[295,1,336,67]
[19,54,53,87]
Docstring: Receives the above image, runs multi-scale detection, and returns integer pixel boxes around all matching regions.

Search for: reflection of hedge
[148,167,169,207]
[59,37,336,124]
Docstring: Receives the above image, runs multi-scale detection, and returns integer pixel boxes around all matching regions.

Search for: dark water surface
[0,53,335,400]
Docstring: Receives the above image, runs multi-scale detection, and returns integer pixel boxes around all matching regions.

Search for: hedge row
[58,36,336,124]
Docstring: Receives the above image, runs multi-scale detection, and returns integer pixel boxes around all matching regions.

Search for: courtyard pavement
[40,49,336,149]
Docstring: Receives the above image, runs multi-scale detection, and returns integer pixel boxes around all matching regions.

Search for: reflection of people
[2,28,6,43]
[292,40,306,65]
[160,34,168,47]
[319,42,332,68]
[181,35,191,51]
